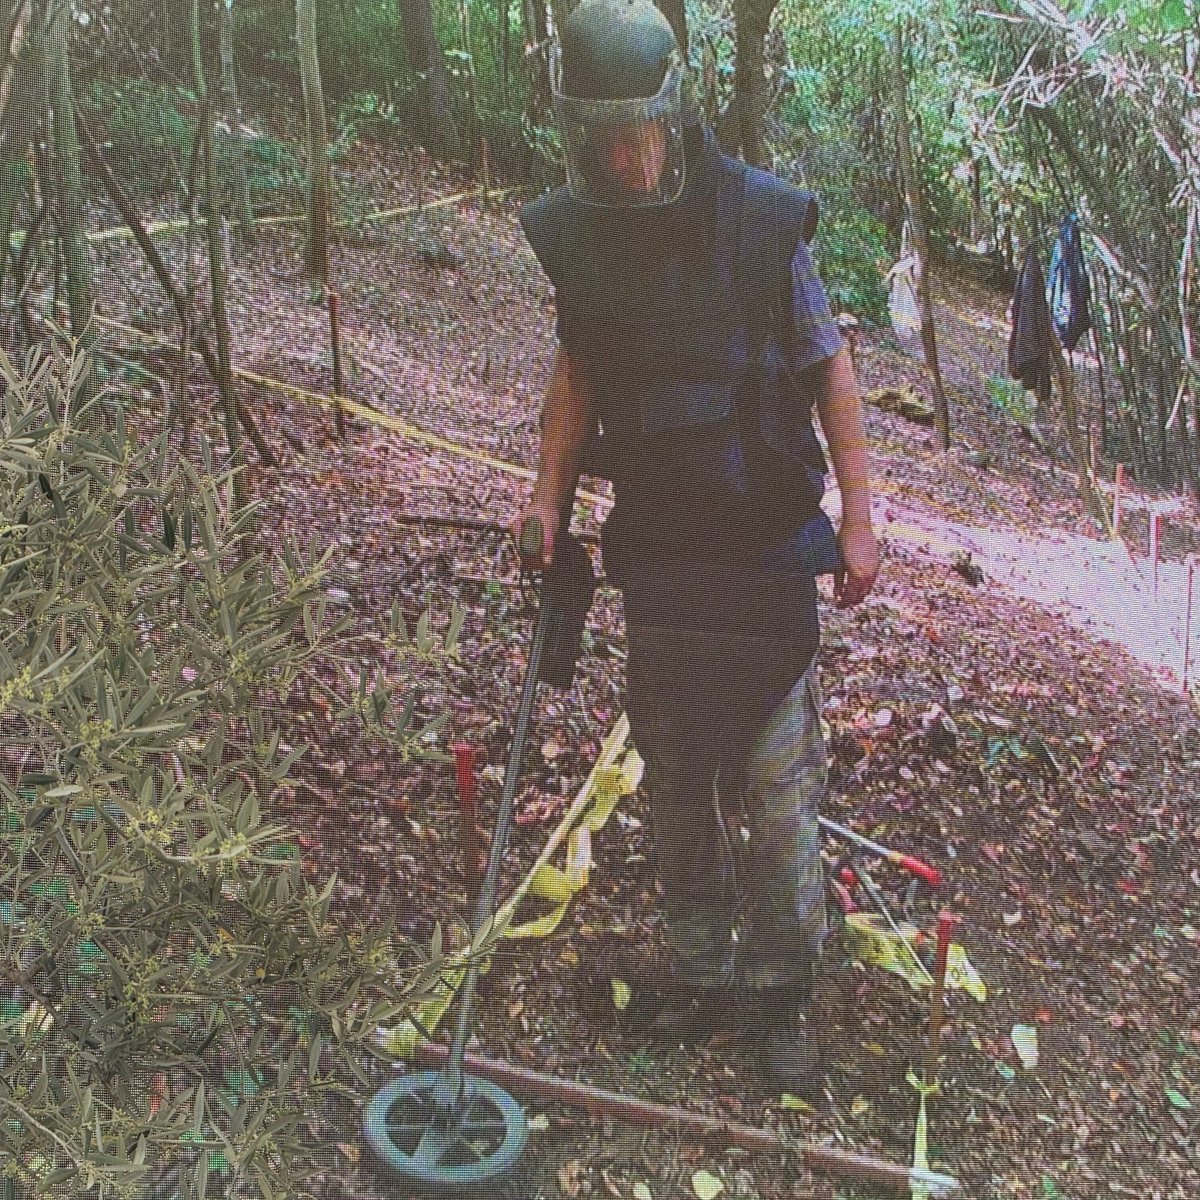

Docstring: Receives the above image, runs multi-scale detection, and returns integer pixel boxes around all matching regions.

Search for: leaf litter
[89,136,1200,1200]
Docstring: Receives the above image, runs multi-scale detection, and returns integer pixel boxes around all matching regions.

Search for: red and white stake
[1184,556,1197,695]
[1150,511,1163,598]
[925,911,961,1086]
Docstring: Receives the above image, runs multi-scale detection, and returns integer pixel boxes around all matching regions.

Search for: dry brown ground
[90,136,1200,1200]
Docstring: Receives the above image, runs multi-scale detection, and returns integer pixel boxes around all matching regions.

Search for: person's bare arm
[516,346,598,567]
[813,347,879,607]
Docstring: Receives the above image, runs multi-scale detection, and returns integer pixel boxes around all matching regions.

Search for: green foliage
[334,89,404,149]
[0,347,471,1199]
[814,202,891,324]
[317,0,406,98]
[238,133,305,205]
[774,98,891,324]
[88,80,195,196]
[986,373,1037,427]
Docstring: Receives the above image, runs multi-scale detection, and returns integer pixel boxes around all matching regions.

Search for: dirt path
[828,485,1198,694]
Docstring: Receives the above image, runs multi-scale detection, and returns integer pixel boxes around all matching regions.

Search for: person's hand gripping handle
[514,503,562,572]
[518,513,548,569]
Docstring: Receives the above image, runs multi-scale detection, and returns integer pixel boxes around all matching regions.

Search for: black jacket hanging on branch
[1008,246,1056,405]
[1047,213,1092,352]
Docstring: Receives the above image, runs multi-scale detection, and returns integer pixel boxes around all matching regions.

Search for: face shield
[551,49,687,208]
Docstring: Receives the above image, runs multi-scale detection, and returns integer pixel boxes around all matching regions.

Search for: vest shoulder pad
[519,188,575,288]
[738,166,819,312]
[742,165,819,246]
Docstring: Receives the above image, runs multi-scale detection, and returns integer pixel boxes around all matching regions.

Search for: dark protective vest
[520,143,830,549]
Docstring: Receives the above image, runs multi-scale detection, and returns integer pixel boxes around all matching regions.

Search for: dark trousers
[624,621,829,992]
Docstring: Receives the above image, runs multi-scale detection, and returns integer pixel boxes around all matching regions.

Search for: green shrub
[88,80,195,197]
[239,133,305,207]
[813,202,891,325]
[774,91,891,326]
[0,347,471,1199]
[987,373,1037,426]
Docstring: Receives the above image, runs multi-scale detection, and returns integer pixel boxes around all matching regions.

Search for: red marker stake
[925,911,961,1087]
[452,743,485,906]
[1112,462,1124,537]
[1184,556,1197,694]
[1151,512,1162,598]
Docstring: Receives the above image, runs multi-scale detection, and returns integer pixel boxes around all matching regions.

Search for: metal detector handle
[441,532,556,1107]
[518,514,545,564]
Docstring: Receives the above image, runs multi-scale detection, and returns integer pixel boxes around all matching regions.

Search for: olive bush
[0,346,467,1199]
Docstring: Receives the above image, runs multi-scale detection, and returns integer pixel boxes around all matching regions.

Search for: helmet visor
[552,52,687,208]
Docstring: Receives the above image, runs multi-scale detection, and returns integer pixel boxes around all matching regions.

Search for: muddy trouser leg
[625,625,739,989]
[736,657,829,994]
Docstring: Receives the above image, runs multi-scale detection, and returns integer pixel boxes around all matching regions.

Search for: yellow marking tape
[93,313,618,506]
[86,185,521,245]
[906,1069,940,1200]
[376,716,644,1057]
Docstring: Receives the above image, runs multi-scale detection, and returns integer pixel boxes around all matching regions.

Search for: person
[515,0,879,1094]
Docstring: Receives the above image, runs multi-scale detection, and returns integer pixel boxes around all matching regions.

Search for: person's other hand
[511,502,560,571]
[834,524,879,608]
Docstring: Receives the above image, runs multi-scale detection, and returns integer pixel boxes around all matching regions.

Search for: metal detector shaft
[441,515,553,1102]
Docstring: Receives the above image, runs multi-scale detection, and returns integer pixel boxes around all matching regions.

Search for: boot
[758,981,822,1097]
[650,979,746,1043]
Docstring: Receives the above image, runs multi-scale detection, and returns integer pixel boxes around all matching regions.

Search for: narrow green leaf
[193,1079,206,1135]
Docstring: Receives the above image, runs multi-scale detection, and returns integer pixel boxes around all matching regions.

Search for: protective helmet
[552,0,687,208]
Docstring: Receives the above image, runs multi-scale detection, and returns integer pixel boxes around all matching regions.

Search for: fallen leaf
[611,978,631,1011]
[692,1169,724,1200]
[1012,1023,1040,1070]
[558,1159,584,1198]
[527,1113,550,1132]
[780,1093,814,1113]
[996,1062,1016,1081]
[633,1185,653,1200]
[850,1096,871,1117]
[874,708,894,728]
[1165,1088,1193,1110]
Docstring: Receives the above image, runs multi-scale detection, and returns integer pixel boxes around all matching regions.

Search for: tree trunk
[42,0,94,382]
[398,0,462,163]
[653,0,687,60]
[1,0,32,135]
[1047,324,1107,526]
[0,151,26,304]
[217,0,255,242]
[732,0,776,167]
[457,0,480,169]
[191,0,248,511]
[296,0,331,298]
[889,21,950,450]
[75,103,274,469]
[1,0,34,317]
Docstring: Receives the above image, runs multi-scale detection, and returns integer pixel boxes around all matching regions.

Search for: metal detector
[363,514,564,1196]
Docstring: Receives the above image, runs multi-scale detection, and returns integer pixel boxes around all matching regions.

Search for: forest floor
[93,138,1200,1200]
